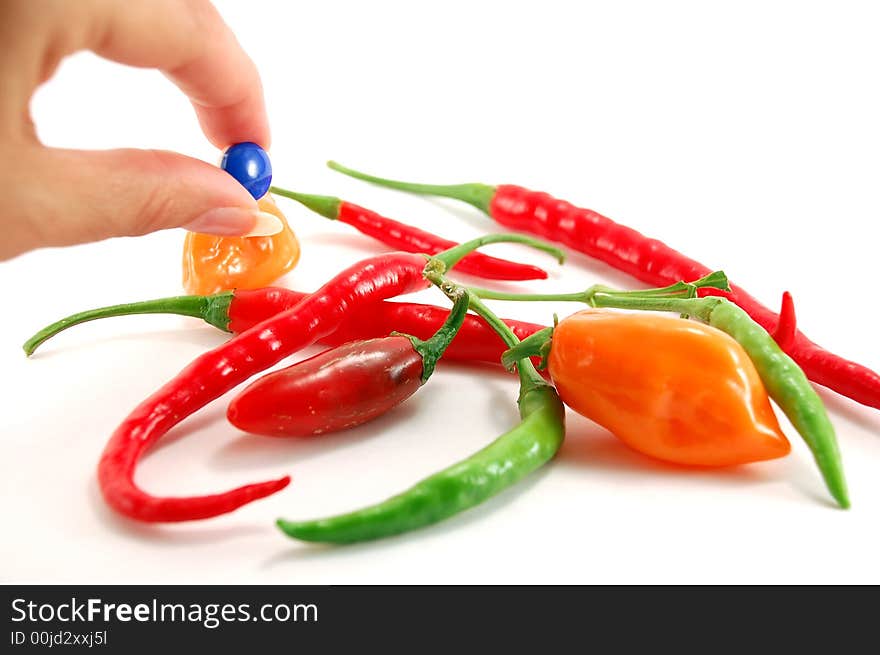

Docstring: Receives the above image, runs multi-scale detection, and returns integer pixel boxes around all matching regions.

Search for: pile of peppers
[24,146,880,544]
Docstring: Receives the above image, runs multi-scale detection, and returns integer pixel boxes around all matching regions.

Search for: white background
[2,0,879,584]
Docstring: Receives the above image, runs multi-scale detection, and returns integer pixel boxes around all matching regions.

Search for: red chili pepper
[771,291,797,351]
[328,162,880,410]
[270,187,549,281]
[97,234,563,523]
[25,289,546,368]
[227,289,471,437]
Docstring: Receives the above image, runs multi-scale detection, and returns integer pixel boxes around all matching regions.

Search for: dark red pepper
[227,289,471,437]
[327,161,880,410]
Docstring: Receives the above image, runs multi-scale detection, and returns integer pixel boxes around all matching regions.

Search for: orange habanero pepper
[546,310,791,466]
[182,194,300,295]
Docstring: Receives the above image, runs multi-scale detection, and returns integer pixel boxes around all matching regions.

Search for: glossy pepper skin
[600,294,848,507]
[547,311,790,466]
[328,161,880,411]
[23,288,546,369]
[100,251,433,523]
[503,284,848,507]
[229,337,423,437]
[182,194,300,295]
[276,282,566,544]
[97,234,562,523]
[270,187,549,281]
[277,383,565,543]
[228,291,471,437]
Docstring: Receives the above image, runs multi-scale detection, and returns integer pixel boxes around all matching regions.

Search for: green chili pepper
[276,275,566,544]
[485,274,849,509]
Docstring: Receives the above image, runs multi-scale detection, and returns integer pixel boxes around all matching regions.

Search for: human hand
[0,0,281,261]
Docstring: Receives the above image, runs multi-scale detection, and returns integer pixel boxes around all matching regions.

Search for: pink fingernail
[184,208,283,237]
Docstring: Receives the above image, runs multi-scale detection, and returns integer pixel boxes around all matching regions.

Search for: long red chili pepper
[270,186,549,281]
[24,287,546,368]
[28,286,792,374]
[328,161,880,410]
[230,289,544,363]
[98,235,563,523]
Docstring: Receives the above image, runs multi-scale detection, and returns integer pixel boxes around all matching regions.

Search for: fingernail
[184,208,283,237]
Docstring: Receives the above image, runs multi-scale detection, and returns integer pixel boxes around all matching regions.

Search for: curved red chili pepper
[99,231,564,523]
[100,253,432,523]
[228,288,544,366]
[270,187,549,281]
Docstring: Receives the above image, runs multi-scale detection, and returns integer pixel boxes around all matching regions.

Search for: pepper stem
[500,327,555,371]
[425,270,546,392]
[431,233,565,273]
[469,271,728,305]
[22,292,234,356]
[397,288,470,383]
[589,295,721,322]
[269,186,341,220]
[327,161,496,214]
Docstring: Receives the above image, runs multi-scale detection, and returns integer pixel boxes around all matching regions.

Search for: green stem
[432,233,565,273]
[22,292,234,356]
[425,271,546,392]
[270,186,341,220]
[399,288,470,383]
[327,161,496,214]
[469,270,728,306]
[589,294,720,322]
[501,327,555,371]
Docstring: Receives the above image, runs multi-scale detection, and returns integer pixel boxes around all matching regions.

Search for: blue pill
[221,142,272,199]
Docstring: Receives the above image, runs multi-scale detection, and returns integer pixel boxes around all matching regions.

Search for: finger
[7,145,282,256]
[92,0,270,148]
[15,0,270,149]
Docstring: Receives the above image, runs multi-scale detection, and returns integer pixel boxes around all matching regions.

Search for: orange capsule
[182,195,300,295]
[547,310,790,466]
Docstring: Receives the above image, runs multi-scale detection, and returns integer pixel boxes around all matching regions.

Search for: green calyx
[327,160,497,214]
[501,326,555,371]
[395,288,470,384]
[22,292,235,356]
[203,292,235,332]
[270,186,341,220]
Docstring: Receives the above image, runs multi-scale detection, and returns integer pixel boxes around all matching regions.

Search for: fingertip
[183,208,282,237]
[196,92,271,151]
[36,147,267,242]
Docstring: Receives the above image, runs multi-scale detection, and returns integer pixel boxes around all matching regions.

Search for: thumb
[18,146,283,249]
